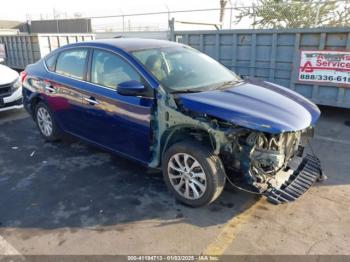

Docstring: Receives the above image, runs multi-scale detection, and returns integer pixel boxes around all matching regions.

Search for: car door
[44,48,91,136]
[79,48,154,164]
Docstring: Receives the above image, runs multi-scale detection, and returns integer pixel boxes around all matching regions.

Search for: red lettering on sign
[301,61,313,72]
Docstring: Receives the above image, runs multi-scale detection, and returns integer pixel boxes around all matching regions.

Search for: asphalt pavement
[0,106,349,256]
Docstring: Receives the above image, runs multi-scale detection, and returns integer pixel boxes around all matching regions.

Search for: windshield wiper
[170,89,201,94]
[215,79,244,90]
[170,79,244,94]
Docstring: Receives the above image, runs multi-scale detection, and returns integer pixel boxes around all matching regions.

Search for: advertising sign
[299,50,350,86]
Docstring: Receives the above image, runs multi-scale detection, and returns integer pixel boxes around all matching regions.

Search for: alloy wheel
[167,153,207,200]
[37,107,53,137]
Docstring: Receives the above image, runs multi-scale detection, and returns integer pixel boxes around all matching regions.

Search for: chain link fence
[26,0,350,33]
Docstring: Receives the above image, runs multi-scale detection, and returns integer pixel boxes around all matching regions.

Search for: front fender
[159,125,217,165]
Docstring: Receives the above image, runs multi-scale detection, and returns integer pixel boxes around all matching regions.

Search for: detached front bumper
[265,154,323,204]
[0,86,23,112]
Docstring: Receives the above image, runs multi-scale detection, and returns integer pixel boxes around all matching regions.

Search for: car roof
[77,38,183,52]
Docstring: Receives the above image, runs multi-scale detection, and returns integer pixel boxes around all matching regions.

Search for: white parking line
[0,235,21,255]
[314,135,350,146]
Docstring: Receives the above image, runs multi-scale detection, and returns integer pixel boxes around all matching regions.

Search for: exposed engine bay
[245,131,304,190]
[218,124,323,204]
[217,122,312,188]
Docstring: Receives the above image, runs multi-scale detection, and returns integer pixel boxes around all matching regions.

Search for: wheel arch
[159,125,216,166]
[29,93,45,118]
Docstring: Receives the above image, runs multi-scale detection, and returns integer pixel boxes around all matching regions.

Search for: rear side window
[45,54,57,71]
[91,49,141,89]
[55,49,88,80]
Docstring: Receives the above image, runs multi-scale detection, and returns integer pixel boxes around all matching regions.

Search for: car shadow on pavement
[0,117,260,230]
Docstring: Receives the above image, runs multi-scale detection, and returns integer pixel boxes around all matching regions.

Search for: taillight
[20,71,27,83]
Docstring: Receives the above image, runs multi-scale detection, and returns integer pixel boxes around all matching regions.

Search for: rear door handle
[83,97,99,105]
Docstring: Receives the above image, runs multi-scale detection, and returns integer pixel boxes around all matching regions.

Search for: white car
[0,58,23,112]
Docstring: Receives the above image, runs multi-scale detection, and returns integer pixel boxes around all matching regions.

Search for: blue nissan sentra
[22,38,324,207]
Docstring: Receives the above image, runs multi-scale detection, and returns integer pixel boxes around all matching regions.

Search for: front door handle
[44,84,56,93]
[83,96,99,105]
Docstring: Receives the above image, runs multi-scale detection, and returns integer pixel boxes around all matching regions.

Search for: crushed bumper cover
[265,154,323,204]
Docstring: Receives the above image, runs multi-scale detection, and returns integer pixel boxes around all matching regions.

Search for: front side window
[55,49,88,80]
[132,46,241,93]
[91,49,141,89]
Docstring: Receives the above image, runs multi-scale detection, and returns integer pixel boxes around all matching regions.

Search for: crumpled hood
[177,79,321,133]
[0,64,18,85]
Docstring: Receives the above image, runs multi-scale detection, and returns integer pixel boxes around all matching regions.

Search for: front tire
[162,141,226,207]
[35,102,60,141]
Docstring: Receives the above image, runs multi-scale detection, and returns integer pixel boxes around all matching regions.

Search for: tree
[236,0,350,29]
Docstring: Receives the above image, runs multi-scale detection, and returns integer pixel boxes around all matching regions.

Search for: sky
[0,0,254,31]
[1,0,251,20]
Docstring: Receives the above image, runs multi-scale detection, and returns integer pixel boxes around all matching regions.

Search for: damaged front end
[222,128,324,204]
[150,80,324,205]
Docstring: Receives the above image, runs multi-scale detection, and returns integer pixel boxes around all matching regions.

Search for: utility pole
[220,0,228,29]
[229,0,233,29]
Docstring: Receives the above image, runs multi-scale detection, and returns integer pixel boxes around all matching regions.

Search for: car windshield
[131,46,241,93]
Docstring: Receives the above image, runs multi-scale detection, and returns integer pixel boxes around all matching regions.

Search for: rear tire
[162,141,226,207]
[35,102,60,141]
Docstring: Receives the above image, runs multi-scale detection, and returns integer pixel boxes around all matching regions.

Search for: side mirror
[117,80,145,96]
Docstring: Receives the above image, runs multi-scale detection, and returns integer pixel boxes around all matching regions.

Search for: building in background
[0,19,92,34]
[28,18,92,33]
[0,20,26,34]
